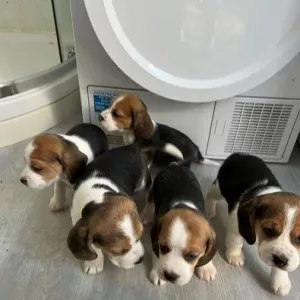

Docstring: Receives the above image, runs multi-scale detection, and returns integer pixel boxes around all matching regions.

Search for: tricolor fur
[99,93,219,167]
[20,123,108,211]
[206,153,300,296]
[143,162,217,286]
[67,144,151,273]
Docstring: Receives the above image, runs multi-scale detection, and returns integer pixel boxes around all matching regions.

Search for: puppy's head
[238,192,300,272]
[67,195,145,269]
[20,134,87,189]
[151,208,216,285]
[99,93,154,139]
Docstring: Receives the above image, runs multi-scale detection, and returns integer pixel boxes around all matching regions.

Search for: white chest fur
[59,134,94,164]
[257,186,282,196]
[71,176,119,225]
[172,201,198,211]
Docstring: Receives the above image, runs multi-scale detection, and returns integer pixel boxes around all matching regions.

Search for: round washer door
[84,0,300,103]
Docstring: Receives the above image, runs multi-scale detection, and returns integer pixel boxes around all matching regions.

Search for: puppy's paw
[195,261,217,282]
[83,260,104,275]
[271,279,291,296]
[149,269,166,286]
[205,200,217,220]
[271,270,291,296]
[140,205,154,225]
[225,251,245,267]
[141,213,153,225]
[49,196,64,212]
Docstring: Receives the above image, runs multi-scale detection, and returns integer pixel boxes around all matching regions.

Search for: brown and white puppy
[206,153,300,296]
[144,160,217,286]
[67,144,150,274]
[20,124,108,212]
[98,93,219,167]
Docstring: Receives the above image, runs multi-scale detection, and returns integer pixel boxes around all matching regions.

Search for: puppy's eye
[120,248,129,255]
[110,248,130,256]
[31,165,42,172]
[263,227,277,238]
[112,110,119,118]
[294,236,300,245]
[159,244,171,255]
[184,253,198,262]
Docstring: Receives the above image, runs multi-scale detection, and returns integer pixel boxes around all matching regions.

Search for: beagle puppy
[20,123,108,212]
[144,160,217,286]
[67,144,151,274]
[206,153,300,296]
[98,93,219,167]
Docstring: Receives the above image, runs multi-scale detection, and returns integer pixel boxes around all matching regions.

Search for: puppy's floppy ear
[67,219,97,261]
[131,99,154,140]
[68,201,115,260]
[82,201,100,218]
[150,220,161,258]
[196,227,216,267]
[238,198,259,245]
[60,141,87,184]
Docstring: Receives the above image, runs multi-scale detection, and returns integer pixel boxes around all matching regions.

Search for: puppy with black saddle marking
[142,160,217,286]
[67,143,153,274]
[206,153,300,296]
[99,93,219,167]
[20,123,108,212]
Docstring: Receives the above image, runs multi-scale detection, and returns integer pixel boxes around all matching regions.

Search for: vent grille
[107,134,125,148]
[225,102,293,156]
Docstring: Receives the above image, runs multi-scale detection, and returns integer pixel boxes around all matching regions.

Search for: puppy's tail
[137,140,166,153]
[199,158,220,167]
[138,141,220,166]
[197,149,220,167]
[170,157,198,167]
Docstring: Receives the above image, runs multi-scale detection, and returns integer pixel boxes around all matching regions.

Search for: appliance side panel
[205,98,235,158]
[70,0,141,121]
[243,54,300,99]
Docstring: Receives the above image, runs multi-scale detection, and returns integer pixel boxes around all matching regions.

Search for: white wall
[0,0,55,32]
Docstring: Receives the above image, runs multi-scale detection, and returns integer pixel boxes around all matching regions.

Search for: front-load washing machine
[71,0,300,162]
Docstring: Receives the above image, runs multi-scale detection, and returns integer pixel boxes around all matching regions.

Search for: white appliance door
[84,0,300,103]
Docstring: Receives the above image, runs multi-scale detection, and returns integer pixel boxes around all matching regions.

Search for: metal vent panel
[225,102,293,156]
[206,97,300,162]
[107,134,125,148]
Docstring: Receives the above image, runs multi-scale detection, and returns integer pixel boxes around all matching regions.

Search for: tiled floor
[0,116,300,300]
[0,31,60,83]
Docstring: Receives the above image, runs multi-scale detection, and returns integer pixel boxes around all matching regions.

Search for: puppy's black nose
[99,114,104,122]
[135,256,144,265]
[20,177,27,186]
[163,271,179,283]
[273,254,288,268]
